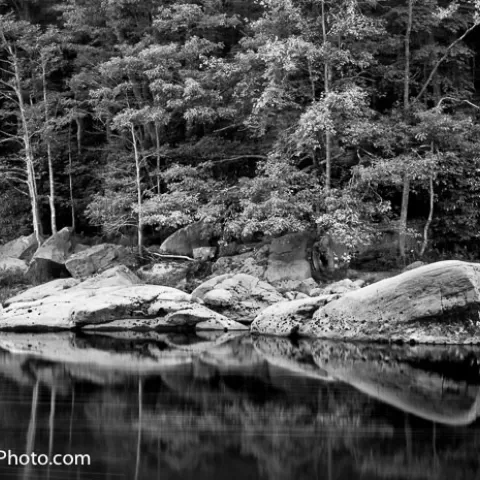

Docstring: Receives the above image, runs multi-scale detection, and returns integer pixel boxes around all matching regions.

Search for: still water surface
[0,332,479,480]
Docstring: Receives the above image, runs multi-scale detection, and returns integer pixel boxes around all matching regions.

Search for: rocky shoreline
[2,228,480,344]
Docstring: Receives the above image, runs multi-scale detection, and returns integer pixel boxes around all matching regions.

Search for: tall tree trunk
[7,43,43,244]
[131,125,143,255]
[22,110,42,244]
[399,0,414,261]
[68,123,76,232]
[399,175,410,261]
[75,115,83,155]
[42,59,57,235]
[321,0,332,192]
[155,123,161,194]
[420,173,434,257]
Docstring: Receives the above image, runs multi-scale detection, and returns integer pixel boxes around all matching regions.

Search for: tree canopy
[1,0,480,262]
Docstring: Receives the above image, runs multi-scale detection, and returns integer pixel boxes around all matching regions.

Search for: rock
[300,260,480,344]
[160,221,216,257]
[65,243,135,279]
[354,279,366,288]
[310,288,323,297]
[250,295,339,336]
[192,273,284,323]
[137,262,190,288]
[212,245,269,278]
[296,277,319,295]
[0,280,193,331]
[78,265,141,288]
[347,269,398,285]
[321,278,360,295]
[0,257,28,276]
[203,288,233,307]
[218,241,240,257]
[72,243,90,254]
[402,260,427,272]
[75,305,247,332]
[284,291,309,300]
[27,227,73,283]
[193,247,216,260]
[0,234,38,260]
[4,278,80,307]
[265,232,313,283]
[164,306,248,331]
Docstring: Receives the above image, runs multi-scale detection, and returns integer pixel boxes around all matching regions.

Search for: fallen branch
[150,252,195,261]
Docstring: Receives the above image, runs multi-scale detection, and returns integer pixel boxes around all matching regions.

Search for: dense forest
[1,0,480,264]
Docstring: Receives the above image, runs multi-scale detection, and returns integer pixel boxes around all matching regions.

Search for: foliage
[1,0,480,261]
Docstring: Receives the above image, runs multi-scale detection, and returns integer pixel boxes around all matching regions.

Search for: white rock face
[203,288,233,307]
[300,260,480,344]
[250,295,339,337]
[192,273,284,323]
[0,266,244,332]
[5,278,80,307]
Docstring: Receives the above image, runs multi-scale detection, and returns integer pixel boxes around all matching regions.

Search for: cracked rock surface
[300,260,480,344]
[0,266,244,332]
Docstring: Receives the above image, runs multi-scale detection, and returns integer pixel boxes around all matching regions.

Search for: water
[0,332,479,479]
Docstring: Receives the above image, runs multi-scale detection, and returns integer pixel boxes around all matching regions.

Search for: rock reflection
[0,334,479,479]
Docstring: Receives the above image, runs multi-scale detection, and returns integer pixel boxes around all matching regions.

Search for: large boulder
[137,262,191,288]
[265,232,313,283]
[0,266,241,332]
[192,273,284,323]
[0,233,38,260]
[27,227,73,283]
[300,260,480,344]
[250,295,339,337]
[65,243,136,279]
[160,221,216,257]
[0,257,28,277]
[212,245,269,278]
[4,278,80,307]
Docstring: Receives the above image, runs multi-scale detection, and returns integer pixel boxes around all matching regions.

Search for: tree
[0,14,43,244]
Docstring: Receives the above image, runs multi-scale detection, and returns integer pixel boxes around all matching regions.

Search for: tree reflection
[0,334,478,479]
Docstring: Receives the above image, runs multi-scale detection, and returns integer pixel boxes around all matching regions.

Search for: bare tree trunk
[420,174,434,257]
[404,0,413,109]
[68,123,76,232]
[321,0,332,192]
[6,41,43,244]
[399,174,410,261]
[42,59,57,235]
[132,124,143,255]
[399,0,414,261]
[75,116,83,155]
[155,123,161,194]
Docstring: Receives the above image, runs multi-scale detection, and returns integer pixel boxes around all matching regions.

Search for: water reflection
[0,333,479,479]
